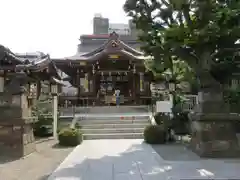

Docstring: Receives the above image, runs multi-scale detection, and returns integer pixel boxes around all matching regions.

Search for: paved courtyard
[48,139,240,180]
[0,138,74,180]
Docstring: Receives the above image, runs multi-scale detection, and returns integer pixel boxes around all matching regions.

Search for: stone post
[53,95,58,139]
[189,90,240,157]
[50,83,58,139]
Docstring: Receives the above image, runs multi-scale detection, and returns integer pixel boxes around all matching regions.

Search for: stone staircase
[76,115,150,140]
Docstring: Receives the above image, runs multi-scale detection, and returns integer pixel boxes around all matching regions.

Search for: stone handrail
[149,114,157,125]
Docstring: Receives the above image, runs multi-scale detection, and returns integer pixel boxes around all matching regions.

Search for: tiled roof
[62,32,144,61]
[0,44,62,81]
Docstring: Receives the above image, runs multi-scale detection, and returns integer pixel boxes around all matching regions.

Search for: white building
[108,23,130,35]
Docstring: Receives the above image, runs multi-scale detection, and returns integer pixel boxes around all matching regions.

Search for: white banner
[156,101,172,113]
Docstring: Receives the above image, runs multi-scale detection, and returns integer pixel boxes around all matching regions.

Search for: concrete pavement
[48,139,240,180]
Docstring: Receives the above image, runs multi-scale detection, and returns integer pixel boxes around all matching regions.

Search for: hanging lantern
[84,73,89,92]
[140,73,144,92]
[0,76,4,93]
[150,83,155,92]
[64,100,68,108]
[169,82,175,91]
[92,65,96,74]
[133,65,136,74]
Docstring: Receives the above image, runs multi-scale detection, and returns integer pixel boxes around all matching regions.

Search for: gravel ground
[0,138,74,180]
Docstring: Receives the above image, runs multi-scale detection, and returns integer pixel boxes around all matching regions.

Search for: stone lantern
[0,73,36,158]
[133,64,136,74]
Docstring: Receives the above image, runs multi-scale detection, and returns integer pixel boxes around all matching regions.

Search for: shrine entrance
[97,71,132,105]
[55,32,153,107]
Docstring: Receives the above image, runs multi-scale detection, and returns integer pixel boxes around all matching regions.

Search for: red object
[82,34,110,38]
[120,116,124,120]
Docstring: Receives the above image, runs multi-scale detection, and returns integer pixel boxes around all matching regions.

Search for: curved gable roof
[64,32,145,61]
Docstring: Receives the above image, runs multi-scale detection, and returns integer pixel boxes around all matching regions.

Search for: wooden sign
[109,54,119,59]
[80,62,86,66]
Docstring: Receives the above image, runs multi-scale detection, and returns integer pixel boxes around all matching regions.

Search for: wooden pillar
[77,69,80,106]
[132,72,137,104]
[92,73,96,106]
[92,65,97,95]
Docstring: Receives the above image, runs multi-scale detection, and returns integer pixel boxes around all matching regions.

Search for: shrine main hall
[54,32,152,106]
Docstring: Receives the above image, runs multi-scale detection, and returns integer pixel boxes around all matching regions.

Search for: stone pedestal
[0,93,36,158]
[189,91,240,158]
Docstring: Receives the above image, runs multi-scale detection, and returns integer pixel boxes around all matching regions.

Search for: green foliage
[171,112,190,135]
[154,113,171,127]
[32,96,53,137]
[33,116,53,137]
[144,125,166,144]
[58,128,83,147]
[124,0,240,87]
[224,88,240,104]
[224,87,240,113]
[146,58,196,84]
[32,98,52,118]
[75,122,81,129]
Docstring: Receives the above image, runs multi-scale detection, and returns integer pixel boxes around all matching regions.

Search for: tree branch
[161,0,170,7]
[172,47,198,70]
[182,5,193,28]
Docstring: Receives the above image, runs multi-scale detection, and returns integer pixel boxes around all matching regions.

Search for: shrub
[75,122,81,129]
[154,113,170,125]
[58,128,82,146]
[33,116,53,137]
[154,113,175,142]
[172,112,190,136]
[144,125,166,144]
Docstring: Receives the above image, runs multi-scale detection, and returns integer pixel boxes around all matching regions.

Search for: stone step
[83,133,144,140]
[76,117,149,122]
[79,119,149,125]
[59,116,74,121]
[81,128,145,134]
[78,115,150,120]
[80,123,149,129]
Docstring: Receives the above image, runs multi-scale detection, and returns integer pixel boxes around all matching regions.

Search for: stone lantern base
[0,105,36,158]
[189,111,240,158]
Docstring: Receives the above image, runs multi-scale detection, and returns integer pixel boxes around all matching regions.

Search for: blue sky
[0,0,129,58]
